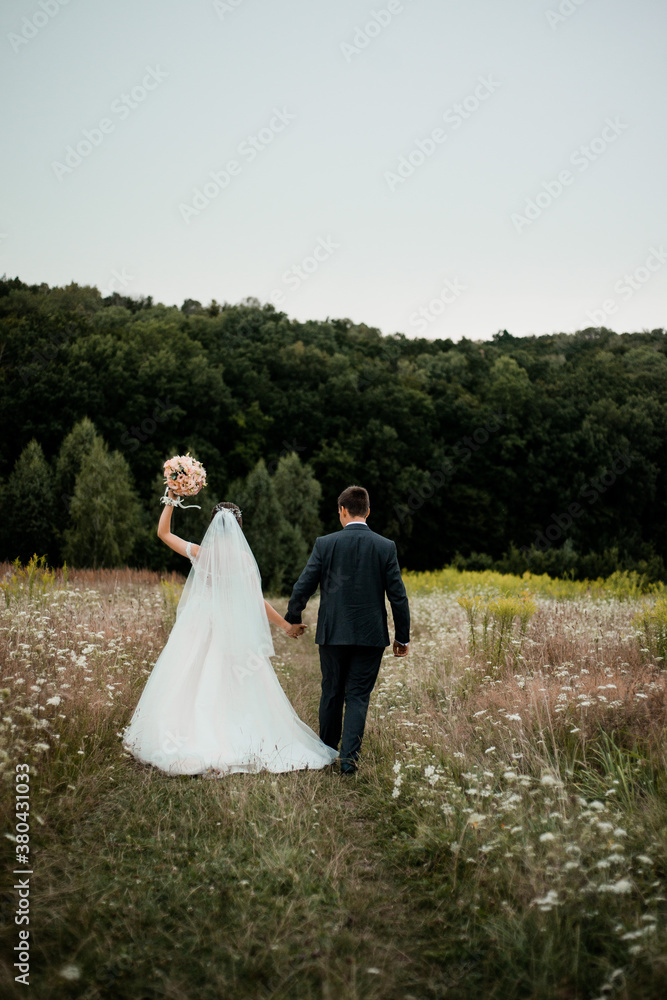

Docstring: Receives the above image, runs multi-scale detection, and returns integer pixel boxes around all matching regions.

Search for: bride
[122,495,339,776]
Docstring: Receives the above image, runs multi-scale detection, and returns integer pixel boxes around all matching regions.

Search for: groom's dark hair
[337,485,369,518]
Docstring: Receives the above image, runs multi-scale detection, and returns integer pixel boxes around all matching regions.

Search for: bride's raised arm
[157,491,200,559]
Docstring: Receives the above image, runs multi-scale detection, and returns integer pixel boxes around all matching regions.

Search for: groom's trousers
[318,644,385,769]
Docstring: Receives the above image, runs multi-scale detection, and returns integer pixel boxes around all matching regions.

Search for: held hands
[393,640,409,657]
[284,623,308,639]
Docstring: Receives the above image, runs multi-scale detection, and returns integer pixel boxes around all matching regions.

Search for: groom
[285,485,410,774]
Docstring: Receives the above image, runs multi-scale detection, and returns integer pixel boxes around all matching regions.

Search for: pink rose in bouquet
[163,454,207,498]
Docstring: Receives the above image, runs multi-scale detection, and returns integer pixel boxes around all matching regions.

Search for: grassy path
[1,626,467,1000]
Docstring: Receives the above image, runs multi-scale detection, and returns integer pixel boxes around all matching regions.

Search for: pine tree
[276,520,309,593]
[230,459,290,592]
[63,438,142,568]
[54,417,101,539]
[272,452,323,546]
[1,440,57,563]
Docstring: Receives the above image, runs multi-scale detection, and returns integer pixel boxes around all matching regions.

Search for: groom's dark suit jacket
[284,523,410,647]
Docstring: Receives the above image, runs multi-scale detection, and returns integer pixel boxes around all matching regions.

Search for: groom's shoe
[339,757,358,775]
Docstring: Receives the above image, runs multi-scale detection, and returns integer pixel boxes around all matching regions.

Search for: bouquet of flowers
[161,454,207,509]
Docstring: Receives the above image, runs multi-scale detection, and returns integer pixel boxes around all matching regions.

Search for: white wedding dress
[122,507,338,776]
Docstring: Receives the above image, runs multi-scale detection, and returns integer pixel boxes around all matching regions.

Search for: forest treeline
[1,275,665,587]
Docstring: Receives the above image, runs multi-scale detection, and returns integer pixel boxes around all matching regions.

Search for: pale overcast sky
[2,0,666,340]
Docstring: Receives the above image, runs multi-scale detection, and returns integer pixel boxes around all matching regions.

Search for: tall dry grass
[0,564,666,999]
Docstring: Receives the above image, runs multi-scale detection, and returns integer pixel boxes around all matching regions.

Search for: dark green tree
[272,452,322,546]
[63,437,142,568]
[54,416,101,539]
[1,440,57,563]
[230,459,296,592]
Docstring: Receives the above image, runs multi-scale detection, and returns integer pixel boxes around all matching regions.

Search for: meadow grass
[1,561,666,999]
[402,566,665,601]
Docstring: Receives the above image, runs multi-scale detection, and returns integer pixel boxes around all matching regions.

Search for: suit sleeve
[284,538,323,624]
[385,542,410,645]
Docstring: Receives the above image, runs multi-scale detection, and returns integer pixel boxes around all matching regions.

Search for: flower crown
[212,502,243,525]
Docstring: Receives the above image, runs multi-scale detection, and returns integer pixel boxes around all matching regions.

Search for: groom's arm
[385,543,410,646]
[284,538,323,625]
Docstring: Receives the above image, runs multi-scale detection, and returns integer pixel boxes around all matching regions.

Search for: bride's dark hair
[210,501,243,528]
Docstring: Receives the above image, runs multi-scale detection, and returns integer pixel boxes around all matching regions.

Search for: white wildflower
[58,965,81,981]
[533,889,559,910]
[599,879,633,895]
[504,793,522,805]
